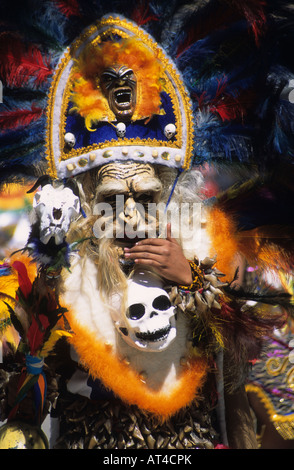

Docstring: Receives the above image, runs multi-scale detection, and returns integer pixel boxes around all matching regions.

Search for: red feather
[210,88,256,122]
[0,105,43,131]
[0,33,52,88]
[131,0,159,26]
[224,0,267,45]
[27,314,50,355]
[12,261,32,299]
[176,6,237,58]
[53,0,81,17]
[195,77,255,122]
[176,0,266,58]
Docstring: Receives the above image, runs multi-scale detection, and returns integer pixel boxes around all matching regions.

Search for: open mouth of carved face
[114,88,132,108]
[110,86,135,119]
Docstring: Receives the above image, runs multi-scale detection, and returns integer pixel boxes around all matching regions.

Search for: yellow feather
[39,329,72,357]
[0,325,19,352]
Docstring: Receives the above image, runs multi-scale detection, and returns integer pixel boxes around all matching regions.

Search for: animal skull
[33,183,80,245]
[115,270,177,352]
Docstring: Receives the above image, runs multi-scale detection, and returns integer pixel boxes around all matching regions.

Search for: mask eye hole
[127,303,145,320]
[152,295,171,311]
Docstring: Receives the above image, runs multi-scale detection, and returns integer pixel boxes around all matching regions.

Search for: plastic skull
[164,123,176,140]
[116,122,126,138]
[33,183,80,245]
[116,270,177,352]
[64,132,76,148]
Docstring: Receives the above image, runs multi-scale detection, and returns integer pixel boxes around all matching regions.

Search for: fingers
[165,223,179,244]
[166,223,172,241]
[125,243,166,256]
[131,258,162,268]
[126,224,177,249]
[125,248,165,263]
[166,223,178,243]
[130,238,165,247]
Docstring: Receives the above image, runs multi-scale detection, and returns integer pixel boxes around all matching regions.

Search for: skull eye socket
[152,295,171,311]
[127,303,145,320]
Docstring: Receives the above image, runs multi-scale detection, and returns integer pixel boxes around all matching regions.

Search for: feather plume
[52,0,81,18]
[39,329,72,357]
[11,261,32,300]
[2,300,25,336]
[26,314,50,356]
[0,33,52,88]
[222,0,267,44]
[0,105,43,131]
[131,0,159,26]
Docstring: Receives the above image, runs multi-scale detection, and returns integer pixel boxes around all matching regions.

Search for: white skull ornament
[116,122,126,138]
[64,132,76,148]
[33,183,80,245]
[164,123,176,140]
[115,270,177,352]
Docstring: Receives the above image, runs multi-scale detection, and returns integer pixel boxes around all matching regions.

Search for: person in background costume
[0,1,293,450]
[246,270,294,448]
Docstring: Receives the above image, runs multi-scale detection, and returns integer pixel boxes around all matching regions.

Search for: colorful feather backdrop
[0,0,293,180]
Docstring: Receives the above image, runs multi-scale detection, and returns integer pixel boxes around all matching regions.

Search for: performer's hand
[124,223,192,285]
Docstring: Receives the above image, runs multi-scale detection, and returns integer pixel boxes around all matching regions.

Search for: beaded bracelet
[178,261,204,292]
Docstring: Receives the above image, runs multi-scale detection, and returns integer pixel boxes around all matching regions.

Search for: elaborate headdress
[46,15,194,179]
[1,0,294,189]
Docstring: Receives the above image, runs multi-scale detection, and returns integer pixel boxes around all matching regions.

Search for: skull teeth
[135,325,171,342]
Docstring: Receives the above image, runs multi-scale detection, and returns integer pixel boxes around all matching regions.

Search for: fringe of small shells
[168,256,227,315]
[53,395,218,449]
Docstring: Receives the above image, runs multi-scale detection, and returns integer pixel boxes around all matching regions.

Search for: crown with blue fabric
[46,15,194,179]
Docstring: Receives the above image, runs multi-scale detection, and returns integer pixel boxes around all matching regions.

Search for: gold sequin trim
[246,383,294,440]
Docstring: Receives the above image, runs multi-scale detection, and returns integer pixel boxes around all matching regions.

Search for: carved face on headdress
[70,37,165,129]
[93,162,162,243]
[100,65,137,121]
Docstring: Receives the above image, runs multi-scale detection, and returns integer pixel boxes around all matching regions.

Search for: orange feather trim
[66,309,208,420]
[237,226,294,272]
[207,207,293,275]
[206,207,239,279]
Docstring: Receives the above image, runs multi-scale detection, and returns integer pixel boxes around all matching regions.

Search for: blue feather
[193,110,253,164]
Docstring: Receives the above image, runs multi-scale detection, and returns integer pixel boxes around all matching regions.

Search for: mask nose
[117,196,144,235]
[53,207,62,220]
[150,311,158,318]
[116,77,127,87]
[124,197,137,220]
